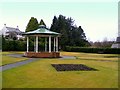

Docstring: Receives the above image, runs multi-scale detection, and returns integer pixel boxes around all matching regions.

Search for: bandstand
[23,25,60,58]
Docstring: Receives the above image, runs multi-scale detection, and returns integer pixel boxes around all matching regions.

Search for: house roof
[116,37,120,43]
[23,25,60,36]
[6,27,22,34]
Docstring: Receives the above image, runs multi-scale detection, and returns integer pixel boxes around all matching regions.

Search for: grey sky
[0,0,119,42]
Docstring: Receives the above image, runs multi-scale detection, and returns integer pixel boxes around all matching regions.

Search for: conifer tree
[25,17,39,32]
[39,19,46,26]
[50,16,58,32]
[50,15,90,48]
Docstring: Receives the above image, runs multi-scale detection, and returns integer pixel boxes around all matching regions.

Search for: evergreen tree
[66,17,75,46]
[39,19,46,26]
[50,16,58,32]
[25,17,39,32]
[50,15,90,48]
[57,15,69,49]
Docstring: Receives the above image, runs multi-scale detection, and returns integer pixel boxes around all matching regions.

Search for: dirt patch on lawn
[52,64,98,71]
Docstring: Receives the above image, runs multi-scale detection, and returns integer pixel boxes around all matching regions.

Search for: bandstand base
[24,52,60,58]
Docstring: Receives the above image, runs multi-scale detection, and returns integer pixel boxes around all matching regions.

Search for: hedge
[2,40,26,51]
[63,46,120,54]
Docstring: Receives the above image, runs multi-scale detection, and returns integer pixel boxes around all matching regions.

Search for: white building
[0,24,24,40]
[111,37,120,48]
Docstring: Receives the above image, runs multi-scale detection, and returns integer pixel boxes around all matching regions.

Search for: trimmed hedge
[2,40,27,51]
[64,46,120,54]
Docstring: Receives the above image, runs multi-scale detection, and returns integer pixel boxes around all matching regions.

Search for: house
[111,37,120,48]
[0,24,24,40]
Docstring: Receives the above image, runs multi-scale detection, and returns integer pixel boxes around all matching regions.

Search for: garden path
[0,53,76,71]
[0,58,39,71]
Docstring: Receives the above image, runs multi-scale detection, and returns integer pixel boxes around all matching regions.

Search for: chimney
[16,26,19,29]
[4,24,6,27]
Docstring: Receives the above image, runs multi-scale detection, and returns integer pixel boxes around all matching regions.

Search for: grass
[61,51,118,61]
[1,52,27,66]
[2,51,118,88]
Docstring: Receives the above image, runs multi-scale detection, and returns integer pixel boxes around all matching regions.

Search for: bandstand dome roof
[23,25,60,36]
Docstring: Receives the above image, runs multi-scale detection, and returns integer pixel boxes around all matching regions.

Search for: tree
[25,17,39,32]
[50,15,90,49]
[25,17,39,42]
[91,38,114,48]
[50,16,58,32]
[39,19,46,26]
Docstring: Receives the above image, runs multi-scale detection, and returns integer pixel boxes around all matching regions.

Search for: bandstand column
[34,37,36,52]
[56,37,58,52]
[54,37,56,52]
[45,37,47,52]
[36,36,38,53]
[27,36,29,52]
[49,36,51,53]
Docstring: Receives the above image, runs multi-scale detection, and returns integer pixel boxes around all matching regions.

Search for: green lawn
[1,52,28,66]
[61,51,118,61]
[2,51,118,88]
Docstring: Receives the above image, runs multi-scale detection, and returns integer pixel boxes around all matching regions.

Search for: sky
[0,0,119,42]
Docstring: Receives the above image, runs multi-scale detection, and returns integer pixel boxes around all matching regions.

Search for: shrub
[2,39,26,51]
[64,46,120,54]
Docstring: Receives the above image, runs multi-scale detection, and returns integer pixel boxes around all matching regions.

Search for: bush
[64,46,120,54]
[2,39,26,51]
